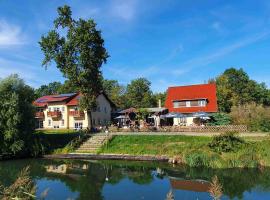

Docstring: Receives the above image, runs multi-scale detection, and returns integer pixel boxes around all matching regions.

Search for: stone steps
[75,134,111,153]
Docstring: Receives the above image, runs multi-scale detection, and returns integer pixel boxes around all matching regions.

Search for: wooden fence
[109,125,248,133]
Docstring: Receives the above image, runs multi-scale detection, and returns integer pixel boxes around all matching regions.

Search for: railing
[47,111,62,118]
[109,125,248,133]
[69,110,85,118]
[35,112,45,118]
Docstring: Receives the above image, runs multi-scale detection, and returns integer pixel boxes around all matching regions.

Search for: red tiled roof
[66,93,81,106]
[165,83,218,113]
[33,93,78,107]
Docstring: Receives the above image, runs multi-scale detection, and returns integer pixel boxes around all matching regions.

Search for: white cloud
[110,0,137,21]
[174,31,270,75]
[0,20,26,47]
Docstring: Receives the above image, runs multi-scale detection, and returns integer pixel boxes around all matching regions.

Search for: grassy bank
[99,135,270,168]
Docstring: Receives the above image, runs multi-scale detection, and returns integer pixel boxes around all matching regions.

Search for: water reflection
[1,159,270,199]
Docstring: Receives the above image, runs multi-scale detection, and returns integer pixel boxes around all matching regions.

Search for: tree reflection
[2,159,270,199]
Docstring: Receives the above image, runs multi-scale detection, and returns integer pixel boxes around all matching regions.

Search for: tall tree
[39,5,108,128]
[35,81,62,97]
[0,74,35,156]
[102,79,126,109]
[125,78,155,108]
[215,68,270,112]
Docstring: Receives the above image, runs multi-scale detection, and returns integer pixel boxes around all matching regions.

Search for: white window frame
[186,101,191,107]
[48,119,51,126]
[74,122,83,129]
[198,100,206,107]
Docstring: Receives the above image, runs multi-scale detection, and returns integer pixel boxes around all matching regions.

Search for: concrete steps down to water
[75,134,112,153]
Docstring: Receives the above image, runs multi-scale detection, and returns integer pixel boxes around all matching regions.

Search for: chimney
[158,99,161,108]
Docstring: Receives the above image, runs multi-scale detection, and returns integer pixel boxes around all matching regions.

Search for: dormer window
[173,99,207,108]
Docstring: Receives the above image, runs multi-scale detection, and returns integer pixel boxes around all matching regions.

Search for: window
[104,107,107,113]
[61,119,64,126]
[97,106,100,112]
[54,107,60,112]
[48,107,51,112]
[62,107,65,112]
[186,101,191,107]
[48,119,51,126]
[173,102,179,108]
[180,117,187,123]
[190,100,199,107]
[198,100,206,107]
[92,119,96,125]
[74,107,78,111]
[98,118,101,125]
[74,122,83,129]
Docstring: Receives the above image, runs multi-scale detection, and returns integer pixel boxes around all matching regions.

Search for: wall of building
[91,94,112,127]
[68,106,89,129]
[173,117,195,126]
[35,94,112,130]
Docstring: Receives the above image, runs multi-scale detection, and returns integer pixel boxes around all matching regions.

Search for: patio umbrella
[193,112,210,119]
[164,112,185,118]
[114,115,129,119]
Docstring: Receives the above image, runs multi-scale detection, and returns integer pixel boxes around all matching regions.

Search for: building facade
[165,83,218,126]
[34,93,114,129]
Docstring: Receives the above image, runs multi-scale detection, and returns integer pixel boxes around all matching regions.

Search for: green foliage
[125,78,155,108]
[39,5,108,112]
[230,103,270,132]
[0,166,36,200]
[208,113,232,126]
[208,132,245,153]
[0,75,36,156]
[102,79,126,108]
[35,81,62,97]
[35,80,77,98]
[215,68,270,112]
[136,108,149,120]
[184,151,211,167]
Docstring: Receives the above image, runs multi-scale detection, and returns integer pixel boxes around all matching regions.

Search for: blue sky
[0,0,270,92]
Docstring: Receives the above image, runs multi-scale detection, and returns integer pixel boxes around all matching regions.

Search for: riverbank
[81,134,270,168]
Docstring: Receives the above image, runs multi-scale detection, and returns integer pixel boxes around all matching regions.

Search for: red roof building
[165,83,218,113]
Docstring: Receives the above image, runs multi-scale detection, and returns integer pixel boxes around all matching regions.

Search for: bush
[208,113,232,126]
[230,103,270,132]
[208,132,245,153]
[185,152,211,167]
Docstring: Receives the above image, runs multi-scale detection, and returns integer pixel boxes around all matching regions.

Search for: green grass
[100,135,211,156]
[35,129,78,134]
[99,135,270,168]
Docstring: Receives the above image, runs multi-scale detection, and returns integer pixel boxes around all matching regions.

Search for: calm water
[1,159,270,200]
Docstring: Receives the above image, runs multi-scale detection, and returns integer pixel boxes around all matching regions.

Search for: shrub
[208,132,245,153]
[185,152,210,167]
[208,113,232,126]
[230,103,270,132]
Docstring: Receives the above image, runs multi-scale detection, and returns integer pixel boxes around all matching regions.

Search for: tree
[102,79,126,109]
[39,5,108,129]
[35,81,62,97]
[0,74,35,156]
[125,78,155,108]
[215,68,270,112]
[151,92,167,107]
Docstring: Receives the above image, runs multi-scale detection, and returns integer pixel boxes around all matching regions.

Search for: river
[1,159,270,199]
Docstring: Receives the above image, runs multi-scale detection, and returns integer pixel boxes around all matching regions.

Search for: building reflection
[169,178,210,192]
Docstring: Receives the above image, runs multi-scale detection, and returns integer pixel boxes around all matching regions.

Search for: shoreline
[43,153,169,162]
